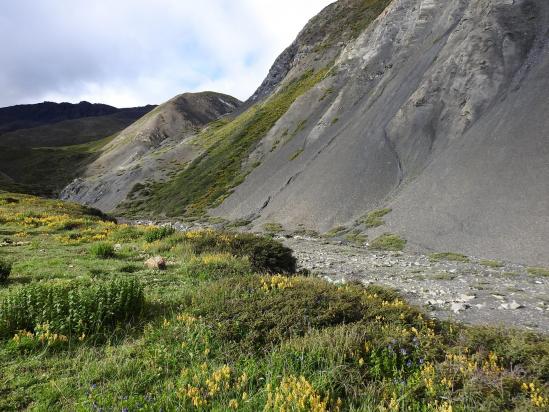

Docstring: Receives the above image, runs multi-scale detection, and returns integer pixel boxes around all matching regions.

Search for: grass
[0,134,115,196]
[528,267,549,277]
[369,233,406,251]
[137,68,330,218]
[429,252,470,263]
[262,222,283,234]
[345,230,367,246]
[0,193,548,410]
[89,242,115,259]
[289,148,304,160]
[479,259,504,268]
[361,208,392,228]
[323,225,348,238]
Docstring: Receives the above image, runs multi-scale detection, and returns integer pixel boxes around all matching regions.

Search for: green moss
[361,208,392,228]
[479,259,503,268]
[318,87,334,101]
[369,233,406,251]
[142,68,329,217]
[527,267,549,277]
[323,225,348,238]
[429,252,470,263]
[289,148,304,161]
[263,222,284,234]
[331,117,339,125]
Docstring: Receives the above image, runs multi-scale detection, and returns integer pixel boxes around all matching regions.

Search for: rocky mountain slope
[61,92,241,211]
[62,0,549,266]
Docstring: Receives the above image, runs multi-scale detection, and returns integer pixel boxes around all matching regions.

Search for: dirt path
[283,236,549,333]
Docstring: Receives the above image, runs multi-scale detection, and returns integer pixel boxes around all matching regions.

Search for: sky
[0,0,334,108]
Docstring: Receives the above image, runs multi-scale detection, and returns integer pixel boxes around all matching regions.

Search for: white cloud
[0,0,334,107]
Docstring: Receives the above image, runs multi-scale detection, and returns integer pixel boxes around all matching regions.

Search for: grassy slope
[126,68,330,218]
[0,111,144,148]
[0,193,547,411]
[0,135,115,196]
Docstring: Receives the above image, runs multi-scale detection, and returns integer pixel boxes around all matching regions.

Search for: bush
[0,259,11,283]
[429,252,469,262]
[183,231,296,273]
[362,208,391,228]
[0,277,144,338]
[369,233,406,251]
[144,226,175,243]
[181,253,252,280]
[192,276,419,353]
[90,242,115,259]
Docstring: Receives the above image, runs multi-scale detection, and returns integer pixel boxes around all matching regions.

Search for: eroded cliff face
[213,0,549,264]
[61,92,240,211]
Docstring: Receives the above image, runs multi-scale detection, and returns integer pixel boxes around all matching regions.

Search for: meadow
[0,192,547,411]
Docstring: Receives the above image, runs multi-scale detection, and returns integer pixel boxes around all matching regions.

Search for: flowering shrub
[181,230,296,273]
[0,277,144,338]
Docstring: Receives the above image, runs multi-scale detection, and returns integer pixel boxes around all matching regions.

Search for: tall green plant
[0,277,144,338]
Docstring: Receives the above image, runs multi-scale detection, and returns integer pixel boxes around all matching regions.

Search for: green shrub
[0,277,144,338]
[0,259,12,283]
[429,252,469,262]
[263,222,283,234]
[527,267,549,277]
[479,259,503,268]
[183,231,296,273]
[362,208,391,228]
[369,233,406,251]
[144,226,175,243]
[323,226,347,238]
[90,242,115,259]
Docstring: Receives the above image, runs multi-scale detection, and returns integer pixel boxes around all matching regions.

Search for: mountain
[63,0,549,266]
[0,101,155,196]
[60,92,241,211]
[0,100,152,135]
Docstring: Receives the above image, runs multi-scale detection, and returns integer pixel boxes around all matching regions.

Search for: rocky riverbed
[283,236,549,333]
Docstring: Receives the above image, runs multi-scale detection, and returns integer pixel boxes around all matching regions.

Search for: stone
[145,256,167,270]
[500,300,524,310]
[451,302,470,314]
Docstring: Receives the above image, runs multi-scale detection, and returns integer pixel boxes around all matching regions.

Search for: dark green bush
[144,226,175,243]
[90,242,115,259]
[0,259,11,283]
[0,277,144,338]
[184,231,296,273]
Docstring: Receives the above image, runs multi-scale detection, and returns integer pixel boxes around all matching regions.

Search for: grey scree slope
[213,0,549,266]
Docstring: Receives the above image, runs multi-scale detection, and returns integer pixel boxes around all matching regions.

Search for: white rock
[458,294,476,302]
[500,300,524,310]
[451,302,470,314]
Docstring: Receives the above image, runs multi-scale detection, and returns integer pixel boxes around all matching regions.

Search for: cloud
[0,0,334,107]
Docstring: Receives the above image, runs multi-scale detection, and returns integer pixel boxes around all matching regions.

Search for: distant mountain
[0,101,156,196]
[0,100,152,134]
